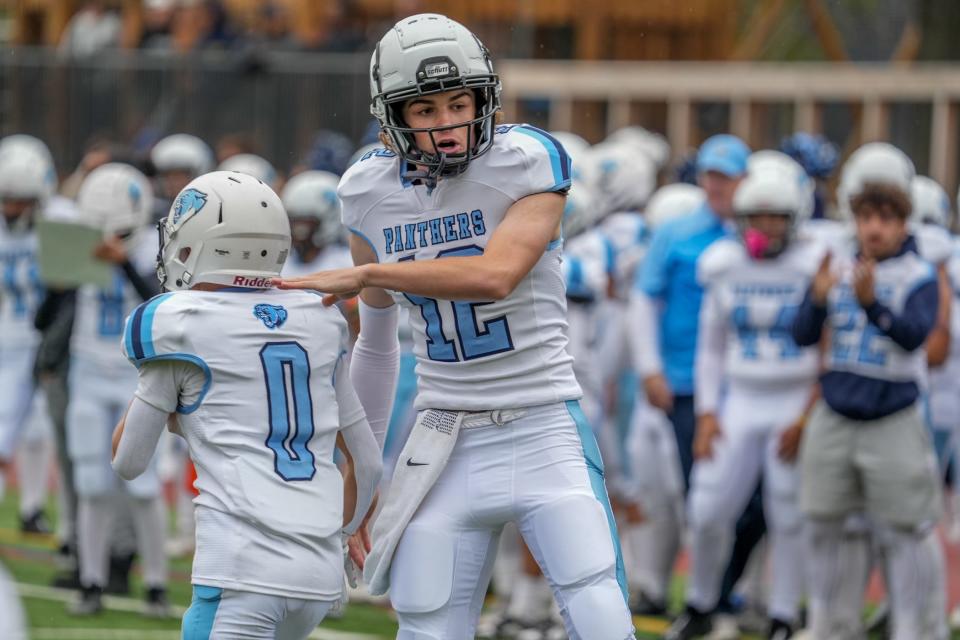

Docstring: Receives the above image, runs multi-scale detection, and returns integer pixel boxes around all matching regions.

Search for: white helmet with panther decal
[77,163,153,236]
[157,171,291,290]
[370,13,501,179]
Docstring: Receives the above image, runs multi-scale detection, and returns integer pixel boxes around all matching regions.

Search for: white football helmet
[217,154,277,186]
[748,150,815,222]
[370,13,501,178]
[836,142,915,220]
[157,171,290,290]
[151,134,215,176]
[589,144,657,217]
[77,163,153,237]
[562,180,597,239]
[734,166,805,258]
[911,176,952,229]
[281,170,343,247]
[0,134,55,167]
[0,136,56,202]
[605,126,671,169]
[645,183,705,231]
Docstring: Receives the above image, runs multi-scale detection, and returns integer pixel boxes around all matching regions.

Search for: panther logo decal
[172,188,208,225]
[254,303,288,329]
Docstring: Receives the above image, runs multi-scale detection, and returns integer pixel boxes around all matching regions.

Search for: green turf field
[3,489,952,639]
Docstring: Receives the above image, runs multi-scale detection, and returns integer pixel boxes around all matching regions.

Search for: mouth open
[436,139,464,154]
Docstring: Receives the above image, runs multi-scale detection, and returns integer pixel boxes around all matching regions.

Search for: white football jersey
[927,236,960,429]
[698,237,825,386]
[599,211,648,298]
[339,126,582,411]
[0,222,44,348]
[281,244,352,278]
[71,227,157,372]
[826,243,936,383]
[123,288,361,600]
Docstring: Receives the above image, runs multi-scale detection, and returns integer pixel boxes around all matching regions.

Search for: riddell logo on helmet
[233,275,272,287]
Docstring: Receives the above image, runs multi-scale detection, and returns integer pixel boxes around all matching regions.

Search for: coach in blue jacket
[635,134,749,488]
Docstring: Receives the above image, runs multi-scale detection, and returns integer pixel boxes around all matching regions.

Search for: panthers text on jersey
[338,125,582,411]
[123,288,361,599]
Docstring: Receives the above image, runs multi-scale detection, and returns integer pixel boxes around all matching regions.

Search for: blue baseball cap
[697,134,750,177]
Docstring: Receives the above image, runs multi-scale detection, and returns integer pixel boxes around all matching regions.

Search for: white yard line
[17,583,380,640]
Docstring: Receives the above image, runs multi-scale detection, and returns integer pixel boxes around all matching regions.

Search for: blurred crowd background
[1,0,960,202]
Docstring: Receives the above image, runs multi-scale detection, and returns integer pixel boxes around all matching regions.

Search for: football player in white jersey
[793,143,944,640]
[64,163,171,616]
[276,14,634,640]
[281,170,352,276]
[0,137,57,531]
[665,165,823,640]
[112,172,381,640]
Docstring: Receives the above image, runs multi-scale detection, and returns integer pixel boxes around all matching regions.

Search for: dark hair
[850,183,911,220]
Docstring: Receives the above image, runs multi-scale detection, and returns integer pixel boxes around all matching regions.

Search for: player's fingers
[323,293,345,307]
[361,525,373,552]
[818,251,832,272]
[348,545,365,570]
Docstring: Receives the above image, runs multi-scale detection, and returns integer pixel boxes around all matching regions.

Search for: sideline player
[0,137,56,531]
[112,172,381,639]
[792,143,943,639]
[276,14,635,640]
[666,165,822,640]
[64,163,170,616]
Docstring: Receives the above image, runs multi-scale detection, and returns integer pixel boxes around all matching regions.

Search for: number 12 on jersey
[260,342,316,482]
[401,245,515,362]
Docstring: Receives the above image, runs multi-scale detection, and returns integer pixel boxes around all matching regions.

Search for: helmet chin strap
[401,151,449,185]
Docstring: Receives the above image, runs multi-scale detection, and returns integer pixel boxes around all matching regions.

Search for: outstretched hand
[271,266,367,306]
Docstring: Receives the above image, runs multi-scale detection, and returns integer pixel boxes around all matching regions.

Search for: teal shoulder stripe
[139,293,174,359]
[514,125,572,191]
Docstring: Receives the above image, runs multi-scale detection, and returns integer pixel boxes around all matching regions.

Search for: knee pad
[529,495,615,587]
[389,525,454,614]
[565,576,634,640]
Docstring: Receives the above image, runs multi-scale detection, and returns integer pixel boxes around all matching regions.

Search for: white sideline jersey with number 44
[698,237,825,387]
[122,288,363,600]
[339,124,582,411]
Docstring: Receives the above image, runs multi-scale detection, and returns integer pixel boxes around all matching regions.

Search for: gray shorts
[799,401,941,528]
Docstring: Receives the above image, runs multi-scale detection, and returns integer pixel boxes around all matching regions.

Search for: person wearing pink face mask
[666,164,825,640]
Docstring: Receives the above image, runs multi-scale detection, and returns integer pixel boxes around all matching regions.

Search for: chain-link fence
[1,48,373,173]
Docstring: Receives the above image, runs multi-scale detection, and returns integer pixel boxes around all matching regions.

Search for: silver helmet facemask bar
[372,42,501,181]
